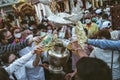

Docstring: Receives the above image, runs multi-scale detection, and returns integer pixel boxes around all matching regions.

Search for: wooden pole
[91,0,95,9]
[95,0,99,8]
[100,0,103,6]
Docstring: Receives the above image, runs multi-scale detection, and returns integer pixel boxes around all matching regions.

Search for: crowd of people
[0,6,120,80]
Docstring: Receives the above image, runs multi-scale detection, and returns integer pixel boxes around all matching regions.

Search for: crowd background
[0,0,120,80]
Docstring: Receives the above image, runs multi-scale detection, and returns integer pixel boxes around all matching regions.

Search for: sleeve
[89,48,96,57]
[41,51,48,62]
[0,39,29,55]
[25,60,34,68]
[72,28,77,40]
[5,51,34,75]
[87,39,120,50]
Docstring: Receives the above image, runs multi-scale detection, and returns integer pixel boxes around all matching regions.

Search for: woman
[11,27,24,44]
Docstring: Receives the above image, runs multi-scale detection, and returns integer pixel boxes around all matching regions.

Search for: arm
[0,39,31,55]
[33,54,41,67]
[25,47,44,68]
[87,39,120,50]
[0,36,43,55]
[5,51,34,74]
[25,55,42,68]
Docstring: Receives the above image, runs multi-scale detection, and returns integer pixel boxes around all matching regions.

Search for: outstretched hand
[70,40,88,57]
[28,34,47,45]
[64,72,74,80]
[34,46,44,55]
[39,63,49,70]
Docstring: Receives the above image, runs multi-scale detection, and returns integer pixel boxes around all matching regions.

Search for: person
[95,9,103,29]
[89,29,120,80]
[11,27,24,44]
[65,41,88,80]
[1,46,45,80]
[84,13,98,38]
[0,29,43,55]
[20,20,29,31]
[76,57,112,80]
[87,39,120,50]
[101,21,120,40]
[28,21,37,31]
[0,46,44,80]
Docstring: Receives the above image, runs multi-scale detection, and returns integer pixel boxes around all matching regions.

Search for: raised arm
[5,51,34,74]
[0,39,29,55]
[5,45,44,74]
[0,36,44,55]
[87,39,120,50]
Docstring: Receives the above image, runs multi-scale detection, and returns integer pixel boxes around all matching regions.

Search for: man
[1,46,46,80]
[0,29,43,55]
[65,41,112,80]
[76,57,112,80]
[0,46,44,80]
[84,13,98,38]
[101,21,120,40]
[89,29,120,80]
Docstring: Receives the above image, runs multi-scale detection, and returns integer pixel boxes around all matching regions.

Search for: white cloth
[19,47,32,57]
[95,9,102,14]
[90,47,120,79]
[19,42,46,80]
[5,52,34,80]
[26,52,47,80]
[101,21,111,29]
[110,30,120,40]
[19,41,34,57]
[71,27,77,40]
[96,17,102,29]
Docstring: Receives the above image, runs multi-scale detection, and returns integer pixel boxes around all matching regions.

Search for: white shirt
[110,30,120,40]
[5,52,34,80]
[26,53,46,80]
[19,42,34,57]
[90,47,120,79]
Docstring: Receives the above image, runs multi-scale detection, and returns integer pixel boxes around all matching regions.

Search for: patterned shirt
[0,39,29,56]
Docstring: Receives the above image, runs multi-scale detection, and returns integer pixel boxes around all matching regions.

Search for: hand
[64,73,74,80]
[28,34,47,45]
[70,41,82,52]
[70,41,88,57]
[39,63,49,70]
[34,46,44,55]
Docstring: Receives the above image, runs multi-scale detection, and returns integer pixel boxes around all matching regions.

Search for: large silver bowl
[47,46,70,73]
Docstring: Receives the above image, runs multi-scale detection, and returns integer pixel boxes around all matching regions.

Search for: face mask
[44,23,48,26]
[40,32,46,36]
[47,30,52,33]
[92,18,97,22]
[59,32,65,39]
[29,27,33,30]
[8,37,14,43]
[26,34,33,39]
[14,33,21,38]
[85,19,91,24]
[102,19,106,22]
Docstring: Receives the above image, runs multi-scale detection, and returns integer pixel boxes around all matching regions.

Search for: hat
[85,10,89,14]
[95,9,102,14]
[106,8,110,12]
[101,21,111,29]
